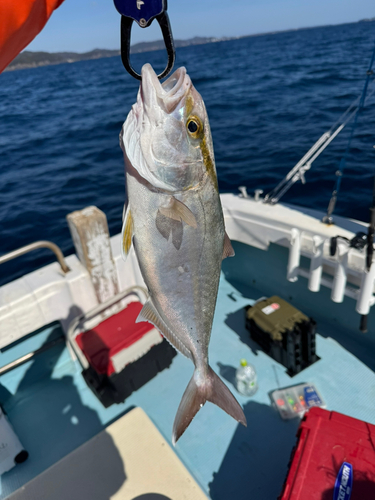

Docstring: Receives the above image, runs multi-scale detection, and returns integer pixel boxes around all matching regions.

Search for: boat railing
[67,285,149,370]
[0,241,70,274]
[0,336,65,376]
[0,285,148,376]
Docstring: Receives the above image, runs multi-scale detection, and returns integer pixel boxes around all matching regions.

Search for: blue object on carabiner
[114,0,164,27]
[113,0,175,80]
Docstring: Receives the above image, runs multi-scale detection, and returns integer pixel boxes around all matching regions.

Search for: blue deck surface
[1,241,375,499]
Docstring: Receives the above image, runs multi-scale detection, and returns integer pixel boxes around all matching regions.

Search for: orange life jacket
[0,0,65,73]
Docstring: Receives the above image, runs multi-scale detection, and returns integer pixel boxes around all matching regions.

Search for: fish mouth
[141,63,191,112]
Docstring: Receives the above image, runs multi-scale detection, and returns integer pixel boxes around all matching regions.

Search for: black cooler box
[245,296,317,376]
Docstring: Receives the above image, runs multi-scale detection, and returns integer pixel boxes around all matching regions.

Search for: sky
[26,0,375,53]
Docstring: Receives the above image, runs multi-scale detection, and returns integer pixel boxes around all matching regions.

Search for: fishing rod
[113,0,175,80]
[366,174,375,272]
[322,41,375,224]
[264,41,375,206]
[263,77,375,205]
[360,172,375,333]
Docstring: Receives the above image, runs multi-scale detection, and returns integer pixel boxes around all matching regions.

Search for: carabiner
[114,0,175,81]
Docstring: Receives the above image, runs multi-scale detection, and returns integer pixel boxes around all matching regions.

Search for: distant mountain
[5,18,375,73]
[4,37,230,72]
[131,36,230,53]
[4,48,121,72]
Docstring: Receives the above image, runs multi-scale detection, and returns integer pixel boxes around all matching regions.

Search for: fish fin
[121,204,133,261]
[222,231,235,259]
[159,197,197,228]
[172,365,246,445]
[136,300,192,359]
[172,372,206,446]
[206,366,246,425]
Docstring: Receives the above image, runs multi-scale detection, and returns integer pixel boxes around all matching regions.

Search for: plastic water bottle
[236,359,258,396]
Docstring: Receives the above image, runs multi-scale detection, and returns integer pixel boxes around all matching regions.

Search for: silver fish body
[121,64,246,443]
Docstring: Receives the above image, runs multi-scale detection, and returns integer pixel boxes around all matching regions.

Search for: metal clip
[114,0,175,80]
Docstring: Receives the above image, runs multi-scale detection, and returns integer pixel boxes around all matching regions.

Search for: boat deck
[1,241,375,499]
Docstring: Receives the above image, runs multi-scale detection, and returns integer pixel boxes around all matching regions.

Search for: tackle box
[279,407,375,499]
[245,296,318,376]
[270,383,325,419]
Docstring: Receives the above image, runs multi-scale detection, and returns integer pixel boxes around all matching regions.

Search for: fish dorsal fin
[223,231,235,259]
[158,197,197,228]
[136,300,192,359]
[121,204,134,261]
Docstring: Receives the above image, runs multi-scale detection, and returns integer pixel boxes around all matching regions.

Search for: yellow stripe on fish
[200,135,218,192]
[184,100,218,192]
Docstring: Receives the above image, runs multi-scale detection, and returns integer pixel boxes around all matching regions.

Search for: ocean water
[1,21,375,287]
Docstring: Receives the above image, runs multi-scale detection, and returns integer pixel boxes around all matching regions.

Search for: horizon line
[22,17,375,55]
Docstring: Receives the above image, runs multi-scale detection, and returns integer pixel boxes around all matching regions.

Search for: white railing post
[287,228,301,282]
[308,236,324,292]
[331,243,348,303]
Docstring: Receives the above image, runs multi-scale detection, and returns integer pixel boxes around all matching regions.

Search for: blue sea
[1,21,375,287]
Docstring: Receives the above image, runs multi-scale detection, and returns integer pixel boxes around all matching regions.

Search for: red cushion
[76,302,155,376]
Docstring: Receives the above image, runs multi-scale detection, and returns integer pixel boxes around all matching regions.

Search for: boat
[2,186,375,499]
[1,42,375,500]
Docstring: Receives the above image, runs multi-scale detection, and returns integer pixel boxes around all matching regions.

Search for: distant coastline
[4,37,231,72]
[4,18,375,72]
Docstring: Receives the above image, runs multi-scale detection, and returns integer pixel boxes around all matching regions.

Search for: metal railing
[0,286,148,376]
[0,241,70,273]
[67,285,148,370]
[0,336,65,376]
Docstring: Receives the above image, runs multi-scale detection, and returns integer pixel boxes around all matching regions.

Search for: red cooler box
[279,407,375,499]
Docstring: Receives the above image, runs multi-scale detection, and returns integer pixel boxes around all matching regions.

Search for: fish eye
[186,116,203,138]
[188,120,198,133]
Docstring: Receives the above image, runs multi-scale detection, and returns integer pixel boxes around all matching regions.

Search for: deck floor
[2,252,375,499]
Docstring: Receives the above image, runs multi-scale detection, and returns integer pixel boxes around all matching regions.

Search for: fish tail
[172,365,247,445]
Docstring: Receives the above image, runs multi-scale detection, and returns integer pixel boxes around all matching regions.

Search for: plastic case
[279,407,375,499]
[270,383,325,419]
[245,296,318,376]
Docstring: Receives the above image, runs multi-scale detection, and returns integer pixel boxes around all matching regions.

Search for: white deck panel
[7,407,208,500]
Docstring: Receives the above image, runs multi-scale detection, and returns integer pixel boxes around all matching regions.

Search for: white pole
[287,228,301,282]
[306,124,345,165]
[331,244,348,303]
[308,236,324,292]
[284,133,330,182]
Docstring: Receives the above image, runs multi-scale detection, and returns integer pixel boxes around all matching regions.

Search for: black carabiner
[114,0,175,81]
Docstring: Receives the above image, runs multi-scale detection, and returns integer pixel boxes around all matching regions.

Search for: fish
[120,63,247,444]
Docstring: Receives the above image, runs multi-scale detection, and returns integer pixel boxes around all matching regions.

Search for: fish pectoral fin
[158,197,197,228]
[172,365,246,445]
[136,300,192,359]
[222,231,235,259]
[121,203,134,261]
